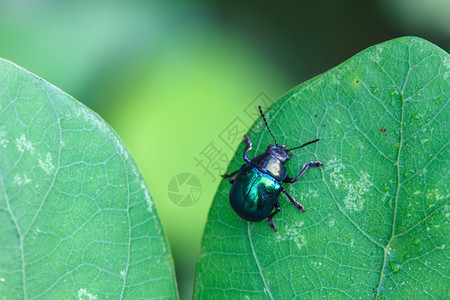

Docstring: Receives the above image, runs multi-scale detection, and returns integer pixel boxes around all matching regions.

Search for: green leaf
[0,59,178,299]
[194,37,449,299]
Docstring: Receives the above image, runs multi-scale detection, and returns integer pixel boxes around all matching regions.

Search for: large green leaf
[0,59,178,299]
[194,37,449,298]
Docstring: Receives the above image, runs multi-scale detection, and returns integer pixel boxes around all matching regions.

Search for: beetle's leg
[267,201,281,232]
[283,161,323,183]
[243,135,252,163]
[222,170,239,184]
[222,170,238,178]
[282,188,305,212]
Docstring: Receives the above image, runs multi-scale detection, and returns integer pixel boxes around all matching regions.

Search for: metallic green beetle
[222,105,323,231]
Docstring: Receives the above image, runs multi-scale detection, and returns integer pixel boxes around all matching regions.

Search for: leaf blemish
[328,219,335,227]
[326,157,346,189]
[13,174,31,185]
[16,134,34,154]
[444,56,449,79]
[301,189,318,200]
[38,152,55,175]
[114,136,129,160]
[141,181,153,212]
[326,156,373,211]
[276,222,306,250]
[425,188,444,201]
[367,44,384,63]
[77,288,97,300]
[0,127,9,148]
[74,105,108,134]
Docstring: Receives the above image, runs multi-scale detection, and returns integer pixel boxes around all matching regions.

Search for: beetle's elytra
[222,105,323,232]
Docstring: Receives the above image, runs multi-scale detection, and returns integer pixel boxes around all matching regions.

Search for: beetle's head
[267,145,290,163]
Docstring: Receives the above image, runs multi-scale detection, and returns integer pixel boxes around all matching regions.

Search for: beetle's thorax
[249,145,289,181]
[266,145,290,163]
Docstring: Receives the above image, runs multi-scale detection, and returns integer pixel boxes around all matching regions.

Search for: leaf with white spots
[0,58,178,299]
[194,37,449,299]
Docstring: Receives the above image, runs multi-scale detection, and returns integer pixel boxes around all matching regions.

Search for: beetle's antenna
[288,139,320,152]
[258,105,278,146]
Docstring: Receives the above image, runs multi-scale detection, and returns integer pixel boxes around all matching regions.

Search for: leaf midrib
[247,223,274,300]
[375,42,411,299]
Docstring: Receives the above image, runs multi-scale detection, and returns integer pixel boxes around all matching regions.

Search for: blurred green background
[1,0,448,298]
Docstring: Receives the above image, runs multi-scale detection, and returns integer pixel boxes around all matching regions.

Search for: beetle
[222,105,323,231]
